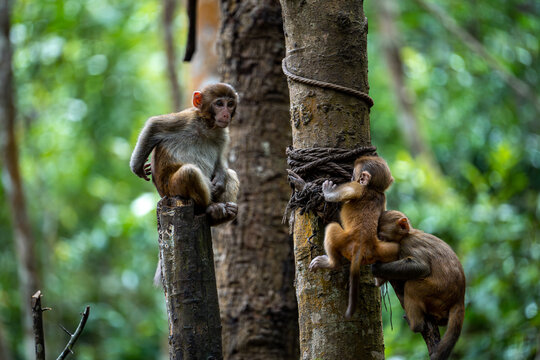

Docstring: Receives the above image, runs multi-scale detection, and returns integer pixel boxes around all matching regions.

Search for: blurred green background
[1,0,538,359]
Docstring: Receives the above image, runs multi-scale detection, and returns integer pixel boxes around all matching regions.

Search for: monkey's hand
[322,180,338,202]
[309,255,331,272]
[133,163,151,181]
[143,162,152,180]
[287,170,306,191]
[211,177,226,199]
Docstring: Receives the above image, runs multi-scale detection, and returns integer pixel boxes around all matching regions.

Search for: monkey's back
[341,190,387,263]
[402,230,466,323]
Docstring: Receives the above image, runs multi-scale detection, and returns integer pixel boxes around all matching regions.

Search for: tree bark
[279,1,385,359]
[157,197,222,360]
[0,1,40,359]
[216,1,299,359]
[31,291,46,360]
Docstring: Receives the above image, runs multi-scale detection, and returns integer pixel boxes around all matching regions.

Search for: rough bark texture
[0,1,40,358]
[216,1,299,359]
[157,197,222,360]
[279,1,385,359]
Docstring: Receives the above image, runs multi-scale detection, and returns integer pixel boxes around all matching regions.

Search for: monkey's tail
[345,253,361,318]
[431,304,464,360]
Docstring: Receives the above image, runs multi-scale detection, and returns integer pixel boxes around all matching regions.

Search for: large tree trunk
[279,1,385,359]
[0,1,40,359]
[216,1,299,359]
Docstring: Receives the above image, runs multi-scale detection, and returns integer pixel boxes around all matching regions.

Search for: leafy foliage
[367,1,539,359]
[0,0,538,359]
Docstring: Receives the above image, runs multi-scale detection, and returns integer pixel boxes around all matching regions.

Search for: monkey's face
[212,97,236,128]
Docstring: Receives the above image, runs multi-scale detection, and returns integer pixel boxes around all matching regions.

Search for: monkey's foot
[207,202,238,226]
[309,255,330,272]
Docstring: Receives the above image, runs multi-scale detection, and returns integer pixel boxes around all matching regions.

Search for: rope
[282,58,374,108]
[284,146,377,223]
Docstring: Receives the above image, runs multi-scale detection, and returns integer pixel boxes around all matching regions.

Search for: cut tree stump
[157,197,223,360]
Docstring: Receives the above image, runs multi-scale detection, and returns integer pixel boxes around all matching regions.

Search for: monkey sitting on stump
[372,210,466,360]
[130,83,240,225]
[130,83,240,285]
[309,156,400,318]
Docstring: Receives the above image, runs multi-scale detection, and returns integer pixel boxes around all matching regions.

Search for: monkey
[130,82,240,226]
[372,210,466,360]
[309,156,400,318]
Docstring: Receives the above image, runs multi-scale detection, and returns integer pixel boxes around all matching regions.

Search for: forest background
[0,0,538,359]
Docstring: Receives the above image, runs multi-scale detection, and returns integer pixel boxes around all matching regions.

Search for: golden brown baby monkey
[309,156,399,318]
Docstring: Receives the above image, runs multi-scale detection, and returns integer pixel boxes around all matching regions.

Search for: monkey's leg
[208,169,239,226]
[404,297,426,333]
[309,223,347,271]
[169,164,211,208]
[215,169,239,203]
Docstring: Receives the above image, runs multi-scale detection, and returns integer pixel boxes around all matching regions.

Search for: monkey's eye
[215,100,224,107]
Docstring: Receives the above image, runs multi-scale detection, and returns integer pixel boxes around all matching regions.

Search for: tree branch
[415,0,540,113]
[31,291,46,360]
[56,306,90,360]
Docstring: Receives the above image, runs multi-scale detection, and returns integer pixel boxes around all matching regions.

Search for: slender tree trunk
[216,1,299,359]
[0,1,40,359]
[376,0,427,158]
[280,1,385,359]
[157,198,222,360]
[163,0,182,110]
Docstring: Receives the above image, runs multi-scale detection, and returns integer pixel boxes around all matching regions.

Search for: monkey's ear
[359,171,371,185]
[193,91,203,108]
[397,218,410,231]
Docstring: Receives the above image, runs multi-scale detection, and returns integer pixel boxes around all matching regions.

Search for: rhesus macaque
[309,156,399,318]
[130,82,240,225]
[372,210,466,360]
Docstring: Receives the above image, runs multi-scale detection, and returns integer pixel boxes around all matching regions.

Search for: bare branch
[56,306,90,360]
[31,291,46,360]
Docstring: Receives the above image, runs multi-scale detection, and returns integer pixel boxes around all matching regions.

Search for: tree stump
[157,197,223,360]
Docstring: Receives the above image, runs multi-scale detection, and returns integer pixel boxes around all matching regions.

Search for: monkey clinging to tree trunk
[372,210,466,360]
[130,82,240,226]
[309,156,400,318]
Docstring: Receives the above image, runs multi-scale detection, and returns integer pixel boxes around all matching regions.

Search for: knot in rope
[284,145,377,223]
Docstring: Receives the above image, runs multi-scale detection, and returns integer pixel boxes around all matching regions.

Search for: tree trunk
[0,1,40,359]
[216,1,299,359]
[376,0,428,158]
[163,0,182,110]
[157,197,222,360]
[279,1,385,359]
